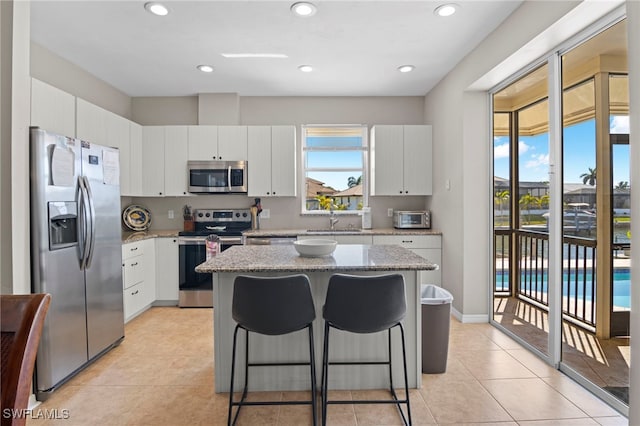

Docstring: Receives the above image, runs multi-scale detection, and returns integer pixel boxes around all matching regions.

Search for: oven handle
[218,236,243,245]
[178,236,207,246]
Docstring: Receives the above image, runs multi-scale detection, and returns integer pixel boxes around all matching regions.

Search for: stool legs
[227,324,317,426]
[320,323,412,426]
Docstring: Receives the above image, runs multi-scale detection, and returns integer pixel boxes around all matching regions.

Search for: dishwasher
[243,236,297,245]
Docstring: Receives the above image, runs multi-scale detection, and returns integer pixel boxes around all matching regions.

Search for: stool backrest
[232,274,315,335]
[323,274,406,333]
[1,294,51,426]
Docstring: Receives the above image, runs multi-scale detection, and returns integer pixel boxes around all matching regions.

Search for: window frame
[300,124,369,215]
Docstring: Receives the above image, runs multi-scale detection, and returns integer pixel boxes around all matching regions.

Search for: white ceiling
[30,1,523,97]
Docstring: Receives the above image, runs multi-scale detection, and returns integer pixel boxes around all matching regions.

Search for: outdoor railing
[562,235,597,327]
[494,229,597,329]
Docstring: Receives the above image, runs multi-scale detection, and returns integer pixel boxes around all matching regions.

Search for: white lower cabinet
[122,239,156,322]
[155,237,179,304]
[372,235,441,287]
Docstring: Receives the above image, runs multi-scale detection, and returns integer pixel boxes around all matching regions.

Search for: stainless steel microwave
[393,210,431,229]
[187,160,247,193]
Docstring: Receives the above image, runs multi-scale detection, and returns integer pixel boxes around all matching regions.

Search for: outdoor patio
[494,295,630,404]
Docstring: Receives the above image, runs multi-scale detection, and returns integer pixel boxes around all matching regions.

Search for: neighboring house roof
[306,178,336,198]
[333,184,363,197]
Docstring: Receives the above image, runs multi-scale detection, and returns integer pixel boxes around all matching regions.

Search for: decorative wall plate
[123,205,152,231]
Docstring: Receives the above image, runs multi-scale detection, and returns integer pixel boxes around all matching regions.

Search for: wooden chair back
[1,294,51,426]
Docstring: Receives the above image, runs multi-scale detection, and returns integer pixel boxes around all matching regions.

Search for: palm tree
[347,175,362,188]
[519,193,537,225]
[580,167,596,186]
[494,190,510,225]
[615,181,630,190]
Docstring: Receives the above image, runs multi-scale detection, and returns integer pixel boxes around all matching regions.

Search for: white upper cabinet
[128,122,143,197]
[270,126,296,197]
[370,124,432,196]
[188,125,247,161]
[30,78,76,137]
[164,126,189,196]
[217,126,248,161]
[188,125,218,160]
[142,126,166,196]
[106,113,131,194]
[247,125,296,197]
[141,126,189,197]
[76,98,108,146]
[247,126,271,196]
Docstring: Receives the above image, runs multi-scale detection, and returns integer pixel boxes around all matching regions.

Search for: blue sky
[494,116,630,185]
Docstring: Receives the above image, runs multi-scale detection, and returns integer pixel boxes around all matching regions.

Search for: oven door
[178,236,212,307]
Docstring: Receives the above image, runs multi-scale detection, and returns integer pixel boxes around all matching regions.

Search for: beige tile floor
[27,307,628,425]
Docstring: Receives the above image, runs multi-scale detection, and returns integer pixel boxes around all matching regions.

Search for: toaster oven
[393,210,431,229]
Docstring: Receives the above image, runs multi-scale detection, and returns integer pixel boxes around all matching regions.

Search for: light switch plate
[261,209,270,219]
[387,208,394,217]
[168,210,174,219]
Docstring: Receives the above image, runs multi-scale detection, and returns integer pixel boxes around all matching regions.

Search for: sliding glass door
[491,15,629,411]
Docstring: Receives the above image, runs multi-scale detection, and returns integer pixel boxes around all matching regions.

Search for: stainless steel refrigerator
[30,127,124,400]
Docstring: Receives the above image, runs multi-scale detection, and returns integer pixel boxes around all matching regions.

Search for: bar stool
[228,274,317,426]
[321,273,411,426]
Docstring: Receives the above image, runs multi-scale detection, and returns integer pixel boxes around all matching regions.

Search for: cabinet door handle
[131,262,138,267]
[130,247,138,251]
[402,240,413,243]
[131,290,139,295]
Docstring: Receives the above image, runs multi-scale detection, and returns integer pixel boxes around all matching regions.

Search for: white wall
[626,1,639,423]
[423,0,622,318]
[0,1,13,294]
[30,42,132,119]
[132,96,197,125]
[3,1,31,294]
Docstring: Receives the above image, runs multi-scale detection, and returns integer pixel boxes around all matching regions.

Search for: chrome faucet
[329,208,339,230]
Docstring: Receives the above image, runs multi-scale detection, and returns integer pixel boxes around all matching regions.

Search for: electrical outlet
[168,210,174,219]
[261,209,270,219]
[387,208,394,217]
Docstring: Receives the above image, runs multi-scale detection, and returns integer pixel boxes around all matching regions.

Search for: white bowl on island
[293,239,337,257]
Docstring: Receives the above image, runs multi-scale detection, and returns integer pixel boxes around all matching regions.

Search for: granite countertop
[122,229,180,243]
[195,244,439,273]
[243,228,441,238]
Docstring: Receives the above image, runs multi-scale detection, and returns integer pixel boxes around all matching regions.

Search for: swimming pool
[495,268,631,309]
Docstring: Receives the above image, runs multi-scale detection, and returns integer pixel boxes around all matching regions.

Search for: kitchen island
[196,244,438,393]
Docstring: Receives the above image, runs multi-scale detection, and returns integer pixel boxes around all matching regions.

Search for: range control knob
[205,212,211,217]
[197,212,204,218]
[235,212,240,217]
[242,212,248,217]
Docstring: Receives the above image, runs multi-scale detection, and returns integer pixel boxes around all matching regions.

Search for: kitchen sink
[306,229,363,234]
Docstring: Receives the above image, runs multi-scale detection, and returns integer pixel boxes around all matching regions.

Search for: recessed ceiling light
[434,3,458,17]
[144,2,169,16]
[398,65,415,73]
[298,65,313,73]
[197,65,214,73]
[221,53,289,59]
[291,2,317,17]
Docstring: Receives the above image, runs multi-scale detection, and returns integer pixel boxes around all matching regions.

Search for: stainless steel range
[178,209,251,307]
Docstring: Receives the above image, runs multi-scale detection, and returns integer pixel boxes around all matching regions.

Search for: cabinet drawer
[333,235,373,245]
[123,281,145,321]
[122,240,145,260]
[373,234,440,249]
[123,255,145,289]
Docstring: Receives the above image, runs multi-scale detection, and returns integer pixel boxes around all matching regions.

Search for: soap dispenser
[361,206,372,229]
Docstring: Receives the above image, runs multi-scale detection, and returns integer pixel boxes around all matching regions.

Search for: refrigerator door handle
[77,176,91,269]
[83,176,97,269]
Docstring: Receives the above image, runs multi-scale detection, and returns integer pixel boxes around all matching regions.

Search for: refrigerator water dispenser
[48,201,78,250]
